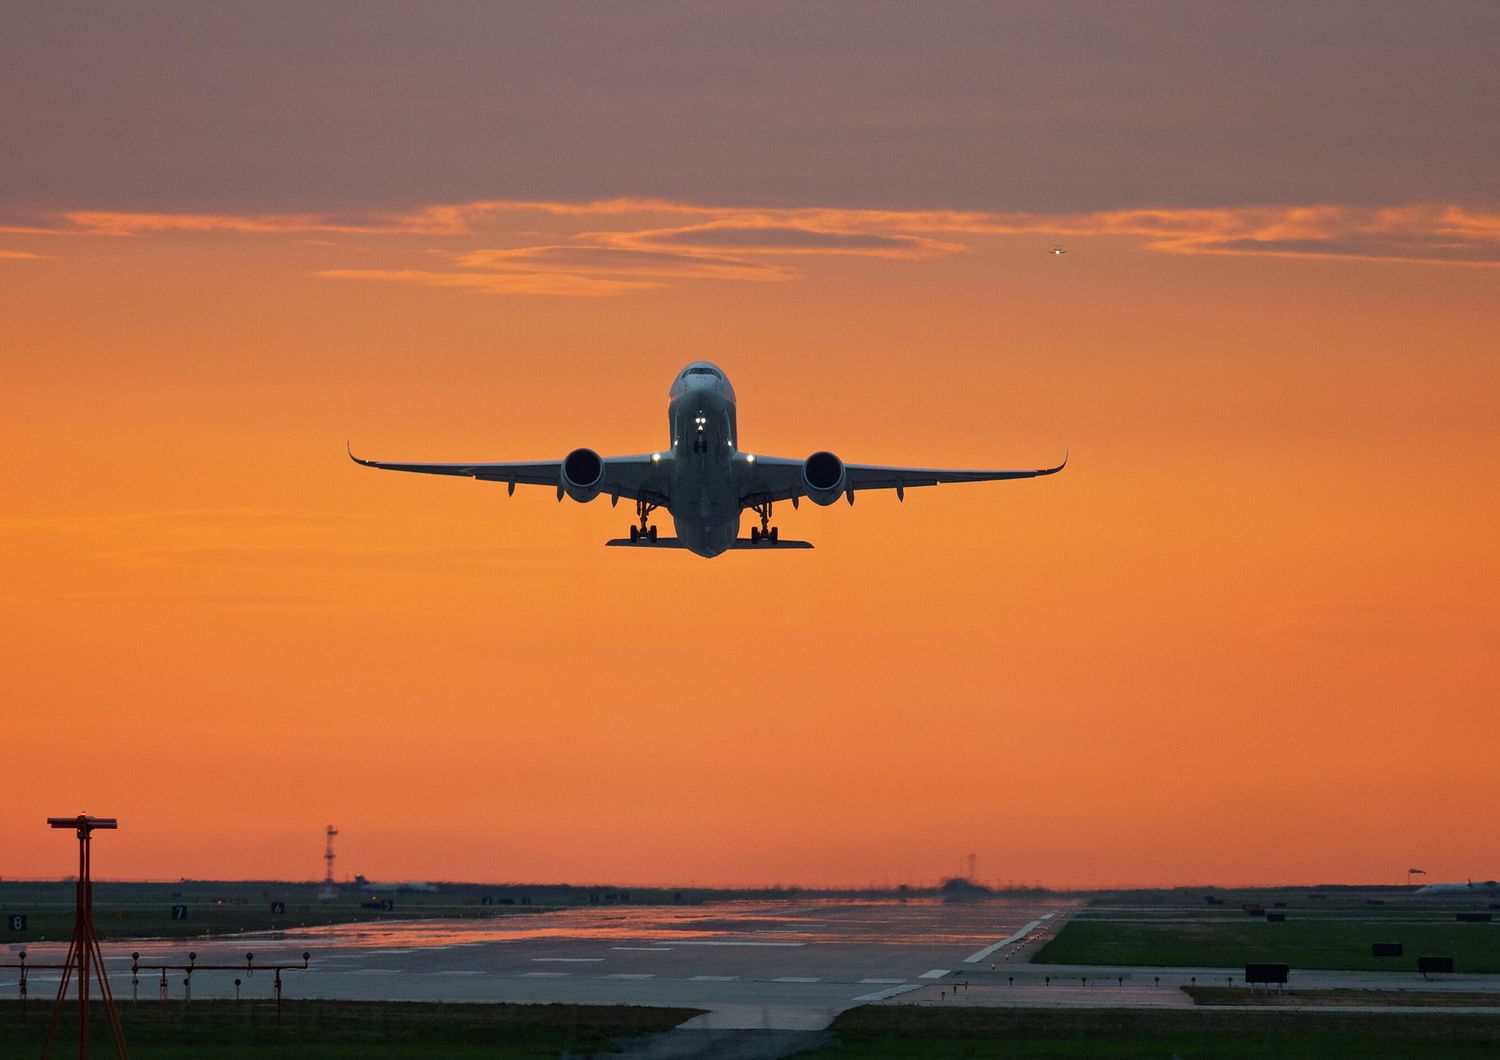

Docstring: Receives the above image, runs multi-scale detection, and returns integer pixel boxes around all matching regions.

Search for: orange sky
[3,198,1496,887]
[3,6,1498,888]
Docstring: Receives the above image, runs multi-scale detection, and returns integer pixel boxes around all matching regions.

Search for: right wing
[348,443,671,505]
[739,453,1067,505]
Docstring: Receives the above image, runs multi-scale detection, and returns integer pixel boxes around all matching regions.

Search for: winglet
[1040,450,1068,476]
[347,440,375,467]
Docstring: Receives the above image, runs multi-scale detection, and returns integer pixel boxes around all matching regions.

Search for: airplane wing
[740,453,1066,505]
[348,443,670,505]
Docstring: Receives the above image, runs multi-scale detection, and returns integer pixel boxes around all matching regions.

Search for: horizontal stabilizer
[605,537,813,550]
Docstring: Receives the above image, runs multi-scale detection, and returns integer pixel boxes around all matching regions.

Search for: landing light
[746,454,755,462]
[651,453,660,462]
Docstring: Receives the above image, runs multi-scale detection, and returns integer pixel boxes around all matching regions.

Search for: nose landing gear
[748,501,778,545]
[629,499,660,543]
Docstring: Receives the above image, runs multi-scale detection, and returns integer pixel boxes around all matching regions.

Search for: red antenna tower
[320,825,338,899]
[43,813,128,1059]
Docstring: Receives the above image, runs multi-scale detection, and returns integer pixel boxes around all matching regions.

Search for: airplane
[349,361,1065,559]
[1050,244,1068,256]
[353,874,439,893]
[1413,880,1500,895]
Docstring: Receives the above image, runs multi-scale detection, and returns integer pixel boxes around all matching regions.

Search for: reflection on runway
[2,898,1071,1030]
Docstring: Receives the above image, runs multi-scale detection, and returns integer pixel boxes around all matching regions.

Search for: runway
[2,898,1069,1031]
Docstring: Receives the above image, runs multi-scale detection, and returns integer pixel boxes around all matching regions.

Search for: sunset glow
[2,5,1496,889]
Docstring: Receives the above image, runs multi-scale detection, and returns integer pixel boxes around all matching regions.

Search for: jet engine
[801,450,846,506]
[560,447,605,502]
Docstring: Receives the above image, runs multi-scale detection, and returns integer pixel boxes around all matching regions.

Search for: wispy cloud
[454,244,795,282]
[9,198,1499,296]
[0,248,44,260]
[593,221,964,258]
[316,267,666,297]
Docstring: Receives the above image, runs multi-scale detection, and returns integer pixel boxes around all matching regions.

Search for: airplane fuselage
[351,359,1065,557]
[665,362,744,557]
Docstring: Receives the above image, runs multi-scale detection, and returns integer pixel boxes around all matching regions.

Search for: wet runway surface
[3,898,1067,1030]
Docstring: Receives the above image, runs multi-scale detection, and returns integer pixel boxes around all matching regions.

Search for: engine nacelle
[801,450,846,506]
[560,447,605,503]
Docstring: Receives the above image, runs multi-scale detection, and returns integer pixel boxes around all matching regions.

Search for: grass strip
[795,1005,1500,1058]
[0,999,702,1059]
[1185,986,1500,1007]
[1034,919,1500,972]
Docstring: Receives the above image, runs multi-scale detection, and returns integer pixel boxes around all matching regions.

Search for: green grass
[0,999,702,1059]
[794,1006,1500,1058]
[1034,919,1500,973]
[1184,986,1500,1007]
[0,881,555,942]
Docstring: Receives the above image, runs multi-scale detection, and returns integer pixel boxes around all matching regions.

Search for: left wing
[740,453,1066,505]
[348,443,670,505]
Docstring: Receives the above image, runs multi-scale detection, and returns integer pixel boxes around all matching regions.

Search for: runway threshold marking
[852,983,926,1003]
[962,913,1057,964]
[919,969,950,979]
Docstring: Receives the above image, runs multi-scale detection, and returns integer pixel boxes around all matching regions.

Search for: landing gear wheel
[749,500,776,544]
[769,526,779,543]
[633,498,660,544]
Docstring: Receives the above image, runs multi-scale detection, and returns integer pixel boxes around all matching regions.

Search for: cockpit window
[685,366,719,376]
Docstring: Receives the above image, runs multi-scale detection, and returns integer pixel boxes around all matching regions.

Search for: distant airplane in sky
[350,362,1065,558]
[1050,244,1068,255]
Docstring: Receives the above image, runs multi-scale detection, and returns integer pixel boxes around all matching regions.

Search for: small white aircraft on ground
[351,362,1065,558]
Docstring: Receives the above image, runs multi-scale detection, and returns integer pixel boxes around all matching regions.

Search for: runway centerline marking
[773,976,821,983]
[606,973,655,979]
[963,913,1056,964]
[859,978,906,984]
[532,958,605,962]
[610,946,674,951]
[690,975,738,981]
[520,972,570,978]
[672,941,804,947]
[919,969,950,979]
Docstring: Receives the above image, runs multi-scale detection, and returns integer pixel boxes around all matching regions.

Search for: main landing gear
[748,501,779,545]
[628,499,659,544]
